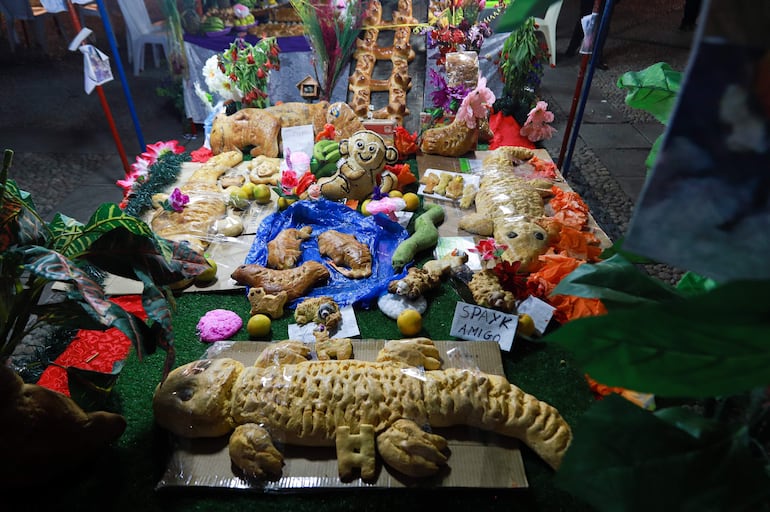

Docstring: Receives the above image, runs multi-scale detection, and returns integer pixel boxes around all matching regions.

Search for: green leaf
[645,132,664,170]
[598,238,656,264]
[547,279,770,397]
[676,271,719,297]
[66,364,124,411]
[22,246,115,321]
[84,228,208,285]
[617,62,682,125]
[58,203,158,260]
[551,254,681,310]
[556,395,770,512]
[48,212,84,254]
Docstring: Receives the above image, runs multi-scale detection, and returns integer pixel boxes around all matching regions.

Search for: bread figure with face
[317,130,399,202]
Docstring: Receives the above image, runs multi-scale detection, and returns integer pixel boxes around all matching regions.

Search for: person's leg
[680,0,702,30]
[566,0,594,56]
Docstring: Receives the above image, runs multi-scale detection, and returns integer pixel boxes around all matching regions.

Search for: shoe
[596,61,609,71]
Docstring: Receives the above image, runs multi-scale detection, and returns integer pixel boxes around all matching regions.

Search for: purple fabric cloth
[183,33,310,53]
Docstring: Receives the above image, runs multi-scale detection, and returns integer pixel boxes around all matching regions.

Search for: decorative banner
[450,301,518,351]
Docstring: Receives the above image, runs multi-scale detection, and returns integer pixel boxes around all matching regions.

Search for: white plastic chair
[116,0,169,75]
[533,0,563,67]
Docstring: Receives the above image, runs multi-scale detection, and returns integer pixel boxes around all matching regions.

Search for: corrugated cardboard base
[156,340,529,491]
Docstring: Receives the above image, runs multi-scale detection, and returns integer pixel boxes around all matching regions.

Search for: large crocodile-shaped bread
[153,339,572,480]
[458,146,558,272]
[151,150,244,254]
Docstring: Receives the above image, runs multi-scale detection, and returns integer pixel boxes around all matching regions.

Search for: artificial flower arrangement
[290,0,368,101]
[117,140,189,215]
[426,0,506,62]
[520,100,556,142]
[493,16,550,116]
[197,37,281,110]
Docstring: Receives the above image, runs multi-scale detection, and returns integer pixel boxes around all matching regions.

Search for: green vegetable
[392,203,445,271]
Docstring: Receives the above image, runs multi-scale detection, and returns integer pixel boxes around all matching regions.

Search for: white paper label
[450,302,517,351]
[516,296,555,335]
[288,306,359,342]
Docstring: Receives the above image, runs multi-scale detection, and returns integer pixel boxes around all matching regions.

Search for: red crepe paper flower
[295,172,317,196]
[550,185,591,230]
[385,163,417,189]
[492,260,529,300]
[190,146,214,163]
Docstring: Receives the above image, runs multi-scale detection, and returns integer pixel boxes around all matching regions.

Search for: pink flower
[307,183,322,200]
[469,237,508,261]
[456,77,496,128]
[281,169,299,194]
[141,140,185,165]
[520,101,557,142]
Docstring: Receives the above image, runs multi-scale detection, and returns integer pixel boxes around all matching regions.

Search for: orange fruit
[402,192,419,212]
[247,314,271,338]
[397,308,422,337]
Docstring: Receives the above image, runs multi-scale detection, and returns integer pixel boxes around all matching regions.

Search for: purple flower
[165,187,189,212]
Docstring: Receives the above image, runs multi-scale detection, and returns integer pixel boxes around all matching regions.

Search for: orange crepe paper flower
[549,185,590,230]
[526,253,607,324]
[385,163,417,189]
[394,126,419,158]
[553,223,603,262]
[315,123,337,142]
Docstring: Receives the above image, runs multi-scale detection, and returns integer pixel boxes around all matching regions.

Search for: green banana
[323,149,340,163]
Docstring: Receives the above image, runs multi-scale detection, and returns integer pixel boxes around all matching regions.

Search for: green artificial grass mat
[16,281,595,511]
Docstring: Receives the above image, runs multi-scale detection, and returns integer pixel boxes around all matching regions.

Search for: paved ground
[0,0,697,248]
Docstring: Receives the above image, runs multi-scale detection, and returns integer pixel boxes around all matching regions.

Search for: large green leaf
[66,364,124,412]
[551,254,681,310]
[547,280,770,397]
[22,246,115,321]
[556,395,770,512]
[84,227,208,285]
[617,62,682,125]
[48,212,85,255]
[58,203,158,260]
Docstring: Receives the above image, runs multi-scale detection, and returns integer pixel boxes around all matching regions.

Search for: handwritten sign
[450,302,518,351]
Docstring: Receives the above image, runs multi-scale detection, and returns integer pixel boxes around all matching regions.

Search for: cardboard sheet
[156,340,529,491]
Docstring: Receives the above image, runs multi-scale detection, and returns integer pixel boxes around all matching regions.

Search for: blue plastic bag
[245,199,409,308]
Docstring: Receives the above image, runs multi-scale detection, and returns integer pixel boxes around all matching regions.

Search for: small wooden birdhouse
[296,75,320,101]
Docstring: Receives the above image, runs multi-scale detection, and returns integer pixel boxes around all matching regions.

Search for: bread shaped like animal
[230,261,330,301]
[266,226,313,270]
[153,339,572,480]
[151,150,244,254]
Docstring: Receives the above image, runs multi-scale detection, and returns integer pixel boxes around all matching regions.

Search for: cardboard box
[156,340,529,491]
[363,119,397,145]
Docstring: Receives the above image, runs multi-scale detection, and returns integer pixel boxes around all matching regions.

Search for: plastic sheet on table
[245,199,409,308]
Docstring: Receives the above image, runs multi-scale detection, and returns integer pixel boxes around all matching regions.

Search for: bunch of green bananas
[310,140,341,178]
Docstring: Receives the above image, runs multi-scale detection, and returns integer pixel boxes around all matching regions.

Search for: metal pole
[94,0,146,154]
[558,0,611,176]
[64,1,131,175]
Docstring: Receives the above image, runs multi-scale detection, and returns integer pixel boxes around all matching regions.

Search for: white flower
[201,55,243,102]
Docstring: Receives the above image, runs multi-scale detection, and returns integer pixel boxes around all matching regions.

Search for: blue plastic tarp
[245,199,409,308]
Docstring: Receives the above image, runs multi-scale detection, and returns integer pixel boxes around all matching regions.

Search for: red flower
[247,54,255,65]
[493,261,529,300]
[257,68,265,79]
